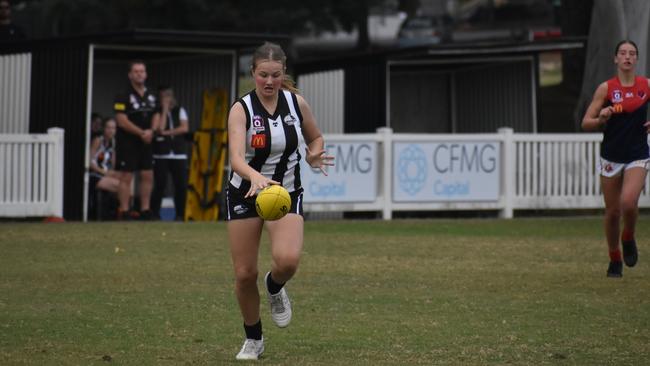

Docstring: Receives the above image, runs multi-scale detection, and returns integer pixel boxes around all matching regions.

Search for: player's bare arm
[582,82,612,131]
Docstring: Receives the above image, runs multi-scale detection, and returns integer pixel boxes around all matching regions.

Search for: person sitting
[89,118,120,220]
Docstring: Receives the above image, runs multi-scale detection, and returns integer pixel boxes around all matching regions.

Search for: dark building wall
[344,61,386,133]
[390,69,451,133]
[390,59,534,133]
[29,43,89,220]
[455,60,533,132]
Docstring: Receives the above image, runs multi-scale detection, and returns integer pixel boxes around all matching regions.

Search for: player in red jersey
[582,40,650,277]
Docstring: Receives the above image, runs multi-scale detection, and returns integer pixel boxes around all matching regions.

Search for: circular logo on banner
[397,144,427,196]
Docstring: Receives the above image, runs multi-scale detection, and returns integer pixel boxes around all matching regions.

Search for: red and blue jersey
[601,76,650,163]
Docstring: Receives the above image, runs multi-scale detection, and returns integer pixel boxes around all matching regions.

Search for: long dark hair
[251,42,299,94]
[614,40,638,55]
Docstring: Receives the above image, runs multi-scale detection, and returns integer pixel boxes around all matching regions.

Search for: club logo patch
[612,90,623,103]
[639,90,646,99]
[284,114,297,125]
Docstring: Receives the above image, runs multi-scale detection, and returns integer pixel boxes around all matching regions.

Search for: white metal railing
[302,128,650,219]
[0,128,64,218]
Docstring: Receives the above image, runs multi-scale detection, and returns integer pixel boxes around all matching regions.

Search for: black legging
[151,158,188,220]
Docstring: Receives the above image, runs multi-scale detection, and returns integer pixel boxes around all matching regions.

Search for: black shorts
[115,138,153,172]
[225,184,304,221]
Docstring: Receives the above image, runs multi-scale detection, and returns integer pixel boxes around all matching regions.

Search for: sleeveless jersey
[229,90,304,193]
[601,76,650,163]
[91,136,115,178]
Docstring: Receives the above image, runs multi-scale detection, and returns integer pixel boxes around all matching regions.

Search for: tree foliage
[19,0,398,50]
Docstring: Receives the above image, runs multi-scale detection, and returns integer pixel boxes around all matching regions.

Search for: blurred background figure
[0,0,25,41]
[151,86,189,221]
[88,117,120,220]
[90,112,104,140]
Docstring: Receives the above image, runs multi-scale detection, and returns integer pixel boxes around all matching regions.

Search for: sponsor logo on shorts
[233,205,248,215]
[604,163,613,173]
[114,103,126,111]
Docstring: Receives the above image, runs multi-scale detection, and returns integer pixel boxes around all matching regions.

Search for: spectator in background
[88,118,120,219]
[90,112,103,140]
[113,60,156,220]
[0,0,25,41]
[151,86,189,220]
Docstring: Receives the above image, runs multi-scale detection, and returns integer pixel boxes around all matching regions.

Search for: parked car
[397,15,453,47]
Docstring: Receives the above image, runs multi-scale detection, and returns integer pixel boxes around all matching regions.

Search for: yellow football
[255,185,291,221]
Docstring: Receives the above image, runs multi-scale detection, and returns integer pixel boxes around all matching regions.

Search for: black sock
[244,319,262,340]
[266,272,285,295]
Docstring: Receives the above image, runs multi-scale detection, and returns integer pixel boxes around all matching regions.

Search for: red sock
[609,249,622,262]
[622,229,634,241]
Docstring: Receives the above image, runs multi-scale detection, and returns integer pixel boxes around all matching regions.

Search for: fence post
[377,127,393,220]
[498,127,514,219]
[48,128,65,218]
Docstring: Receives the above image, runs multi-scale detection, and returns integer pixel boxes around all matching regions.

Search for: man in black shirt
[0,0,26,41]
[113,60,156,220]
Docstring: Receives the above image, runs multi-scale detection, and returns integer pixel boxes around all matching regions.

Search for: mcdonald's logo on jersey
[251,134,266,149]
[613,103,624,113]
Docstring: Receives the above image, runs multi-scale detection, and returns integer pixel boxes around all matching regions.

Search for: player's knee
[274,254,300,276]
[605,205,621,218]
[235,267,258,286]
[621,198,638,215]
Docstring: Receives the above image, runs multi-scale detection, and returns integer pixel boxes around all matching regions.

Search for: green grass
[1,218,649,365]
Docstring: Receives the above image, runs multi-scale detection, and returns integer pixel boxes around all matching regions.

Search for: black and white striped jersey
[229,89,305,193]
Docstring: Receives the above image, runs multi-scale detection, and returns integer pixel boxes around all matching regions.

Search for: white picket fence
[0,128,64,218]
[303,128,650,219]
[506,130,604,214]
[1,127,647,220]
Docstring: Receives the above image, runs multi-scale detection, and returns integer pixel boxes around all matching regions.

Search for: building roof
[294,37,586,73]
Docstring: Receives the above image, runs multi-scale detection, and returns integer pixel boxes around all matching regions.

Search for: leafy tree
[19,0,404,51]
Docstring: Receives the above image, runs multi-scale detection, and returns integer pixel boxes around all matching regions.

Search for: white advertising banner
[301,142,377,203]
[393,141,500,202]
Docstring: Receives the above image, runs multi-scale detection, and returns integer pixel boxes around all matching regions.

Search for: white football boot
[235,337,264,360]
[265,272,292,328]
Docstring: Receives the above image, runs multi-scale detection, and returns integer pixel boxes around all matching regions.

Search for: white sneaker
[235,337,264,360]
[265,272,292,328]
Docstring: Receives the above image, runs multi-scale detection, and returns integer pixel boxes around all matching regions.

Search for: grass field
[1,218,649,365]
